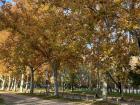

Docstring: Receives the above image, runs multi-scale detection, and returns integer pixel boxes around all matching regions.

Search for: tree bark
[25,82,28,91]
[95,69,101,98]
[107,72,120,90]
[52,61,59,96]
[13,78,17,92]
[118,82,124,99]
[10,77,15,90]
[53,67,58,96]
[102,79,107,100]
[25,75,29,92]
[88,71,92,90]
[20,73,24,93]
[45,70,50,95]
[7,75,11,91]
[30,67,34,94]
[1,77,5,90]
[71,73,75,92]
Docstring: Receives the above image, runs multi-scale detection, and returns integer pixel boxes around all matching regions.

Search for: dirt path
[1,92,140,105]
[0,93,90,105]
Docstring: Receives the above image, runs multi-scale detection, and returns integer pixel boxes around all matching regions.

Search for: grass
[109,92,140,100]
[71,89,96,95]
[35,88,96,95]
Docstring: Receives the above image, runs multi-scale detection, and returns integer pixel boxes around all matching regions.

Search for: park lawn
[70,89,96,95]
[35,88,96,95]
[109,92,140,100]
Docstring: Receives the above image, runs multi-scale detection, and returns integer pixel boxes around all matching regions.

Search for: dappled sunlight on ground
[0,92,91,105]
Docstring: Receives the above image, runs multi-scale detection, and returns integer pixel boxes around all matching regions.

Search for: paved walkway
[0,93,90,105]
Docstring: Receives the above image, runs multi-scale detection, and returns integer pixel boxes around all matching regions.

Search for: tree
[0,0,139,99]
[0,0,85,96]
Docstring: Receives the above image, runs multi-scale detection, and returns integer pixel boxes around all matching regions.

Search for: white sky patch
[63,8,72,16]
[87,43,93,49]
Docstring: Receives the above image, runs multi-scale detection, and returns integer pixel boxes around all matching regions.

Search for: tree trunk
[30,67,34,94]
[10,78,15,90]
[20,73,24,93]
[25,74,29,92]
[1,78,5,90]
[118,82,122,94]
[102,79,107,100]
[71,83,74,92]
[107,71,122,93]
[45,70,49,95]
[95,69,101,98]
[7,75,11,91]
[52,61,59,96]
[118,82,124,100]
[53,67,58,96]
[25,82,28,91]
[62,75,64,93]
[62,82,64,93]
[13,78,17,92]
[71,74,74,92]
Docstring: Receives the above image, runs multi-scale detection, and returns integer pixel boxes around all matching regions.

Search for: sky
[0,0,13,6]
[6,0,13,2]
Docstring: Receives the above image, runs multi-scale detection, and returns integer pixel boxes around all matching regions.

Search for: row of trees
[0,0,139,99]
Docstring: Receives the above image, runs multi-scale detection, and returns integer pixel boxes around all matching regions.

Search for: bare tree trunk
[70,73,75,92]
[102,79,107,100]
[30,67,34,94]
[45,70,50,95]
[1,77,5,90]
[25,82,28,91]
[14,78,17,92]
[119,82,124,100]
[20,73,24,93]
[7,75,11,91]
[95,68,101,98]
[52,61,59,96]
[10,77,15,90]
[25,75,29,92]
[53,67,58,96]
[88,70,92,90]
